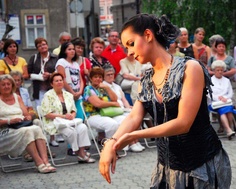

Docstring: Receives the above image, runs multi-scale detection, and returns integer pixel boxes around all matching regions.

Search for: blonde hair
[89,37,105,51]
[179,27,188,34]
[0,74,16,94]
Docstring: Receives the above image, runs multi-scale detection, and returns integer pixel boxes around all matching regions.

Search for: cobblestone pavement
[0,123,235,189]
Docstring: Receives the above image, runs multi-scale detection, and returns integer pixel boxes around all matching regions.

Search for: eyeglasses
[37,43,47,48]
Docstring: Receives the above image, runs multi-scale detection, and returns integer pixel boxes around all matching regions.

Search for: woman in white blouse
[208,60,235,139]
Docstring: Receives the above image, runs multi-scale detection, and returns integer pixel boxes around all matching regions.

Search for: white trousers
[88,114,126,138]
[59,123,91,152]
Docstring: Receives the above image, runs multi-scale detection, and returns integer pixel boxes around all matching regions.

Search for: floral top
[83,85,110,117]
[41,89,76,135]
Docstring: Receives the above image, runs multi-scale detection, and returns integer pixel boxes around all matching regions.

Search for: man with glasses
[101,30,126,76]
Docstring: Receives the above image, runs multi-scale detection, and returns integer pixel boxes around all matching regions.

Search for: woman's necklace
[154,55,173,94]
[7,56,17,66]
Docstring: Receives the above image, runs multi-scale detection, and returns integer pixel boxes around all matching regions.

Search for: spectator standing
[71,37,92,86]
[90,37,111,68]
[209,34,224,57]
[168,39,185,58]
[52,32,71,55]
[207,38,236,78]
[0,39,29,79]
[101,30,126,76]
[193,27,211,67]
[28,37,58,108]
[0,39,6,59]
[178,27,198,59]
[55,42,84,120]
[28,37,59,147]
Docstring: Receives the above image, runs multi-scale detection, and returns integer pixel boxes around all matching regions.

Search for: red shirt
[101,45,126,75]
[79,57,92,86]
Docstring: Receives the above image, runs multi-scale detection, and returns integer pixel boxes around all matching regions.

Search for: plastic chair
[79,101,127,157]
[79,102,101,156]
[36,106,78,167]
[0,154,35,173]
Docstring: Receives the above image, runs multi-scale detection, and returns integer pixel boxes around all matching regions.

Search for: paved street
[0,123,235,189]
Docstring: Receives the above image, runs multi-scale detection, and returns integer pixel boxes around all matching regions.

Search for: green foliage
[141,0,235,48]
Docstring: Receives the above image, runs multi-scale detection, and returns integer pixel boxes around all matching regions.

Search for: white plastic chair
[0,154,35,173]
[80,102,128,157]
[36,106,78,167]
[80,102,101,156]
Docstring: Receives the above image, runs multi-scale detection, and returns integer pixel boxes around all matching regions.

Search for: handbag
[211,99,233,109]
[8,120,33,129]
[100,107,124,117]
[53,117,83,130]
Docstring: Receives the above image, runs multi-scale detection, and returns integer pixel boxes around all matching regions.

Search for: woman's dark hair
[215,38,227,48]
[71,37,85,48]
[49,72,64,84]
[58,42,77,61]
[89,67,104,79]
[121,14,180,49]
[3,39,19,55]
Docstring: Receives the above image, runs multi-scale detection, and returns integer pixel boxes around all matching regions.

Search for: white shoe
[56,134,65,143]
[129,143,143,152]
[49,140,59,147]
[136,142,145,150]
[123,145,129,151]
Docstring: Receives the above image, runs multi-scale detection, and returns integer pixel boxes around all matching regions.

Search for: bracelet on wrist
[7,118,10,125]
[101,137,117,147]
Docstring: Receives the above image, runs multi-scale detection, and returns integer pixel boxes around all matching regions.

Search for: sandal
[37,164,51,174]
[227,131,235,140]
[23,152,33,162]
[78,155,96,163]
[45,163,56,173]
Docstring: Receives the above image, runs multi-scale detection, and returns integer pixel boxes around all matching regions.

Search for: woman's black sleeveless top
[138,57,222,172]
[179,44,195,58]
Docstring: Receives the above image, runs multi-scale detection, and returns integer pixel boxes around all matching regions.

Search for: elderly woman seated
[103,64,146,152]
[83,67,122,138]
[208,60,235,140]
[0,74,56,173]
[41,72,95,163]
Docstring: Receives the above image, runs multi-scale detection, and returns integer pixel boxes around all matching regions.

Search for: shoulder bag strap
[3,59,12,72]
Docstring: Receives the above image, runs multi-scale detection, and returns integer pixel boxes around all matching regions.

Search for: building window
[24,14,46,47]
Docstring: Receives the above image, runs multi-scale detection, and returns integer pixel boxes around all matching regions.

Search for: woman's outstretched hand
[99,133,136,183]
[99,142,117,184]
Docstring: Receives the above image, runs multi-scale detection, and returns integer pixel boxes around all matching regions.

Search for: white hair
[211,60,226,71]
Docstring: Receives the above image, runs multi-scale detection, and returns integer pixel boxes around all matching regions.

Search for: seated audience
[119,54,142,105]
[208,60,235,140]
[0,74,56,173]
[103,64,145,151]
[41,72,95,163]
[83,67,123,140]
